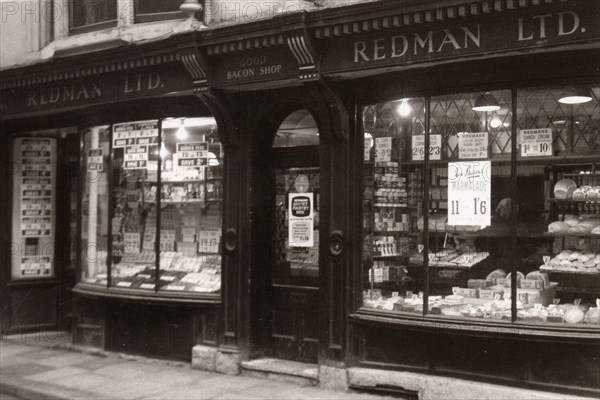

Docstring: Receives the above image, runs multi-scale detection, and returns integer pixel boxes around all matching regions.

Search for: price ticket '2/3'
[447,161,491,228]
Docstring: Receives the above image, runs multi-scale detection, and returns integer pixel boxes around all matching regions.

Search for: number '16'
[450,199,487,215]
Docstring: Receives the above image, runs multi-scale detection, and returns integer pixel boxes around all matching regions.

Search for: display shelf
[540,266,600,275]
[144,179,204,184]
[373,230,419,235]
[548,198,600,204]
[563,173,600,178]
[545,232,600,239]
[373,254,405,259]
[147,200,204,204]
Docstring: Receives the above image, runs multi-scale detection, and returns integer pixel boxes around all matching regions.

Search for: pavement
[0,335,394,400]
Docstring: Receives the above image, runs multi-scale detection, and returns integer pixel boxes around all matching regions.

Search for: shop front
[1,0,599,396]
[192,0,600,395]
[0,38,227,361]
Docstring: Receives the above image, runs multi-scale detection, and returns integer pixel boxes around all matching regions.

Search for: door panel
[271,161,320,363]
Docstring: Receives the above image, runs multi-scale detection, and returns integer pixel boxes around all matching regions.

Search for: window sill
[40,18,198,64]
[350,307,600,340]
[73,282,221,305]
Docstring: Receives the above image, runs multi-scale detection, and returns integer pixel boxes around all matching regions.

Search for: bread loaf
[548,221,569,234]
[554,179,577,199]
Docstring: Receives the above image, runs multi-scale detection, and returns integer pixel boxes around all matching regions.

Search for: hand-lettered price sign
[520,128,553,157]
[87,149,103,171]
[177,142,208,168]
[459,132,489,159]
[412,134,442,161]
[374,137,392,162]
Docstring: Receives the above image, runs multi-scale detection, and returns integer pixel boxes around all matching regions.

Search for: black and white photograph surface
[0,1,599,399]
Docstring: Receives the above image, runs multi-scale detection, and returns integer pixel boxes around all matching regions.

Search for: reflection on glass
[81,127,110,285]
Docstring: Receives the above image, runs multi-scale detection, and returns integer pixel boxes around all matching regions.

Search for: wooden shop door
[270,146,320,363]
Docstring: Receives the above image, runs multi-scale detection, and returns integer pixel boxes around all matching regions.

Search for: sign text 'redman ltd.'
[320,2,599,72]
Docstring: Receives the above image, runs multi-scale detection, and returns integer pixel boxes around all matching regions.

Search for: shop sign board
[520,128,553,157]
[412,134,442,161]
[448,161,491,228]
[212,47,298,86]
[1,65,194,118]
[289,193,314,247]
[319,2,600,75]
[459,132,488,159]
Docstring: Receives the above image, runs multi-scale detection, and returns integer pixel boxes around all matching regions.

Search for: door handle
[224,228,238,253]
[329,230,344,257]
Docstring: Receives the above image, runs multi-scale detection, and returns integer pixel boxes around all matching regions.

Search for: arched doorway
[260,109,321,363]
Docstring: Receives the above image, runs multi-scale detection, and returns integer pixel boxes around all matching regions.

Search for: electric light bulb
[159,142,168,158]
[176,119,188,140]
[490,117,502,129]
[398,99,412,117]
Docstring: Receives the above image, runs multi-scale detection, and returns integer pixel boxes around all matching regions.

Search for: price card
[459,132,488,159]
[412,134,442,161]
[87,149,103,172]
[374,137,392,162]
[519,128,553,157]
[198,230,221,253]
[177,142,208,168]
[447,161,491,228]
[288,193,314,247]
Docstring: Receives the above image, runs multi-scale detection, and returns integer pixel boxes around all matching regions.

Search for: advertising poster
[12,137,57,278]
[288,193,314,247]
[448,161,491,228]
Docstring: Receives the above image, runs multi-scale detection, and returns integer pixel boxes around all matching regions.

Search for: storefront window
[516,86,600,326]
[157,118,222,293]
[81,127,110,285]
[81,117,222,295]
[426,90,512,320]
[362,98,426,313]
[361,85,600,327]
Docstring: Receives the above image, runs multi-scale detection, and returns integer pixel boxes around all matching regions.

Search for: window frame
[77,117,224,301]
[68,0,118,35]
[133,0,186,23]
[358,81,600,331]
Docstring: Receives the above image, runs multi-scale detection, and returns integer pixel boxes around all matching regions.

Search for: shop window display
[362,98,426,313]
[82,117,222,295]
[362,86,600,327]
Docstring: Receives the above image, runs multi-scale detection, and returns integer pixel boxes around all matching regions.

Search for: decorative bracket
[286,30,319,82]
[177,42,209,87]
